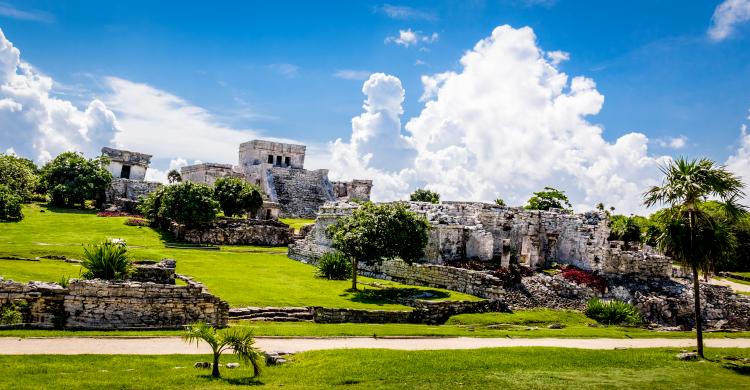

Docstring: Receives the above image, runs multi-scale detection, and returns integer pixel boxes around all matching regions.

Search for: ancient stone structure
[239,139,306,169]
[180,163,244,186]
[101,147,161,211]
[131,259,177,285]
[289,201,672,278]
[170,218,293,246]
[0,274,228,329]
[331,180,373,202]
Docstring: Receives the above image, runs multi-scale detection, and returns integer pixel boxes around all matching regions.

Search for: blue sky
[2,0,750,212]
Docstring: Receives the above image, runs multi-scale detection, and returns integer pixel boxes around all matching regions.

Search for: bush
[41,152,111,208]
[0,184,23,221]
[0,304,23,325]
[410,188,440,204]
[139,181,219,227]
[124,218,149,226]
[525,186,572,211]
[0,154,39,201]
[214,177,263,217]
[585,298,643,325]
[560,266,607,293]
[609,215,642,244]
[81,240,133,280]
[316,251,352,280]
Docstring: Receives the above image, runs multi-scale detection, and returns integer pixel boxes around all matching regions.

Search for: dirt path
[1,337,749,355]
[710,277,750,293]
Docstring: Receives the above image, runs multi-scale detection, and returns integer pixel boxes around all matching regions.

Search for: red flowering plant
[96,211,143,218]
[560,265,607,293]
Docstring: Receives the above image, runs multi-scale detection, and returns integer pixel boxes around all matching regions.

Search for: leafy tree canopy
[167,169,182,183]
[139,181,219,226]
[524,186,572,211]
[213,177,263,217]
[410,188,440,204]
[40,152,111,207]
[0,184,23,221]
[0,154,39,201]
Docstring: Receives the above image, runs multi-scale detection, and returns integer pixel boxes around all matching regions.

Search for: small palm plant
[183,322,264,378]
[81,240,133,280]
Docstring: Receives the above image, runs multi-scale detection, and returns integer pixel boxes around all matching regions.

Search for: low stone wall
[313,307,412,324]
[171,218,292,246]
[313,299,505,325]
[104,178,161,212]
[131,259,176,284]
[0,275,228,329]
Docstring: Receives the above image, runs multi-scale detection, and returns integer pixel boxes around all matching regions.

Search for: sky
[1,0,750,214]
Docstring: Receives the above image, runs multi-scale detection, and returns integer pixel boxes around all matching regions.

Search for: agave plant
[81,240,133,280]
[183,322,264,378]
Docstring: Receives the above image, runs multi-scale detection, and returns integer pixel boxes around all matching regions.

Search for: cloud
[331,25,671,214]
[0,28,119,163]
[655,135,688,149]
[144,157,189,183]
[385,29,439,48]
[334,70,372,81]
[546,50,570,66]
[267,63,299,78]
[377,4,437,21]
[727,122,750,204]
[0,2,54,23]
[708,0,750,41]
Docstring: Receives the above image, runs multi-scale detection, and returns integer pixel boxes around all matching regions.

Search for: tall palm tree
[183,322,264,378]
[644,157,745,358]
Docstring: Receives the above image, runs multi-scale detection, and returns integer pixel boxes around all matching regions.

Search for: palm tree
[644,157,746,358]
[183,322,264,378]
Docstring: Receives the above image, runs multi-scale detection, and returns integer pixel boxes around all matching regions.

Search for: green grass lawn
[722,276,750,286]
[279,218,315,232]
[0,204,476,309]
[1,348,748,389]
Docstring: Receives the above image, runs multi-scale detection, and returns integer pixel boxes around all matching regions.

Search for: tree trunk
[351,258,358,290]
[692,265,704,358]
[212,352,221,378]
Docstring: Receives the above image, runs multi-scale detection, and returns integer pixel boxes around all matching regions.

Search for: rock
[547,323,565,329]
[676,352,699,361]
[193,361,211,369]
[226,363,240,369]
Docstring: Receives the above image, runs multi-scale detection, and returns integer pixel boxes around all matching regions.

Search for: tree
[644,157,746,358]
[0,184,23,221]
[327,202,431,290]
[525,186,572,211]
[41,152,111,208]
[609,215,642,246]
[138,181,219,226]
[183,322,264,378]
[213,177,263,217]
[0,154,39,201]
[410,188,440,204]
[167,169,182,183]
[494,198,506,207]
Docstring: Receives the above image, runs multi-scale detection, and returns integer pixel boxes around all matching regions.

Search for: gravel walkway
[1,337,749,355]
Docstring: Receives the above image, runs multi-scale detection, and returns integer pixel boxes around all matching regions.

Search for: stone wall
[0,276,228,329]
[103,178,161,212]
[266,167,337,218]
[331,180,373,202]
[312,300,506,325]
[101,147,152,181]
[181,163,244,186]
[239,139,306,170]
[131,259,176,285]
[171,218,292,246]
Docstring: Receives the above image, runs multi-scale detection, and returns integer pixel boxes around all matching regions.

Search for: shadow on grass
[347,287,451,305]
[720,356,750,376]
[197,374,264,386]
[41,204,98,215]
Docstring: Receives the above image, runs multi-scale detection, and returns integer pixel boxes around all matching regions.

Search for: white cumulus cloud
[655,135,688,150]
[727,124,750,203]
[0,28,120,163]
[332,25,672,214]
[709,0,750,41]
[385,29,439,48]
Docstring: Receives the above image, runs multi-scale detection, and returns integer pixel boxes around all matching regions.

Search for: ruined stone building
[290,201,672,279]
[101,147,161,211]
[181,139,373,218]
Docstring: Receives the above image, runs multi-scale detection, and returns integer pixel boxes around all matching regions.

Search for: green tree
[0,154,39,201]
[41,152,111,208]
[494,198,506,207]
[167,169,182,183]
[525,186,572,211]
[183,322,264,378]
[608,215,642,245]
[644,157,746,358]
[138,181,219,226]
[0,184,23,221]
[213,177,263,217]
[410,188,440,204]
[327,202,431,290]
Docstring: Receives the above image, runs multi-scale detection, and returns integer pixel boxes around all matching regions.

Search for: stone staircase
[229,306,314,322]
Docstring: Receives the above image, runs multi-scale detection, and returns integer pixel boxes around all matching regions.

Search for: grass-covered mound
[0,204,477,309]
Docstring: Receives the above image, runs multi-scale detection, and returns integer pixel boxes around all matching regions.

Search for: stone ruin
[181,139,373,218]
[101,147,161,212]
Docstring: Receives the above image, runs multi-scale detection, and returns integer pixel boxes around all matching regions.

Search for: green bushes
[81,240,133,280]
[0,302,24,325]
[584,298,643,326]
[0,154,39,202]
[138,181,220,227]
[316,251,352,280]
[410,188,440,204]
[525,186,572,211]
[41,152,111,208]
[0,184,23,221]
[213,177,263,217]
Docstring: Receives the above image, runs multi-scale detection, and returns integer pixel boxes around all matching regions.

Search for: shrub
[0,304,23,325]
[525,186,572,211]
[316,251,353,280]
[81,240,133,280]
[0,154,39,201]
[585,298,643,326]
[609,215,642,244]
[41,152,111,208]
[139,181,219,227]
[124,218,149,226]
[560,266,607,293]
[96,210,134,217]
[410,188,440,204]
[0,184,23,221]
[213,177,263,217]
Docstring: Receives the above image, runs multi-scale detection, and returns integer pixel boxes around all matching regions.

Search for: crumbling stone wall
[265,167,337,218]
[101,147,152,181]
[131,259,176,285]
[181,163,244,186]
[331,180,373,201]
[0,276,228,329]
[103,178,161,212]
[170,218,292,246]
